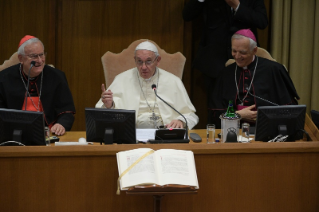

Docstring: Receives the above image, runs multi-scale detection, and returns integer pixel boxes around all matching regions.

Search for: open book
[116,148,199,190]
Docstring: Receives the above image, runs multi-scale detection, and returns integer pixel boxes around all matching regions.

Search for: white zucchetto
[135,41,159,55]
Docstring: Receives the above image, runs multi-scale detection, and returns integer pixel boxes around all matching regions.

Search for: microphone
[151,84,189,139]
[24,61,36,110]
[151,84,156,90]
[245,84,279,106]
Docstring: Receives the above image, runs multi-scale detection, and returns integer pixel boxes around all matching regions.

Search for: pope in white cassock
[95,41,199,129]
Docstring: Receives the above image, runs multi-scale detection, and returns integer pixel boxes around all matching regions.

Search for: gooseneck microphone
[245,84,279,106]
[24,61,36,110]
[151,84,189,139]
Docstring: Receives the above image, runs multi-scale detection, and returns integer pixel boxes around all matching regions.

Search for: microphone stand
[24,61,36,111]
[152,86,189,140]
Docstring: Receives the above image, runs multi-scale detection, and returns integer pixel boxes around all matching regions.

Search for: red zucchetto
[18,35,36,48]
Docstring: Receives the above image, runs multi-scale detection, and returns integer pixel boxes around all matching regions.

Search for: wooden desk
[1,116,319,212]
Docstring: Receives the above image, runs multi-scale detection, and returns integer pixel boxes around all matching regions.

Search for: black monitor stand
[278,125,288,136]
[103,128,114,145]
[13,129,23,143]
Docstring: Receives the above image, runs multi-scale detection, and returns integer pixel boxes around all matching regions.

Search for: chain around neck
[137,67,159,112]
[235,56,258,105]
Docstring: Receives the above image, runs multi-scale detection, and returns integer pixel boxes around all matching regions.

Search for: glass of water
[44,127,51,146]
[207,124,215,144]
[241,123,250,143]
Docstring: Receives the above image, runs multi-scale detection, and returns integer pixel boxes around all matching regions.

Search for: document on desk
[136,129,156,142]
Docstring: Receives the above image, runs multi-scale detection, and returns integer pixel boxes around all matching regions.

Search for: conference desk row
[1,115,319,212]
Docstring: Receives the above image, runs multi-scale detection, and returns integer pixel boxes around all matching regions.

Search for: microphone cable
[245,85,279,106]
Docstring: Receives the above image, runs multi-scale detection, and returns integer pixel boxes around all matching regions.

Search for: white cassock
[95,67,199,129]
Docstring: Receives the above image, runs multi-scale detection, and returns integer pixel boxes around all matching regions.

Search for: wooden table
[1,115,319,212]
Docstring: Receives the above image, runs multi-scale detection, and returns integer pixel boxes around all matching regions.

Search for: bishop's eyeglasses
[25,52,47,60]
[135,56,158,67]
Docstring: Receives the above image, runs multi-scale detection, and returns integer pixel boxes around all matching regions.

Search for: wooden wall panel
[0,0,56,67]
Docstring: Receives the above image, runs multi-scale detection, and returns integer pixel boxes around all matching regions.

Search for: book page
[117,148,158,190]
[154,149,199,188]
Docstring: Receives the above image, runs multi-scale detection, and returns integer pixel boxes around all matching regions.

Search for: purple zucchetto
[234,29,257,42]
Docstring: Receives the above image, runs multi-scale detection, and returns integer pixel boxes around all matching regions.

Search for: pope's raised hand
[101,84,113,108]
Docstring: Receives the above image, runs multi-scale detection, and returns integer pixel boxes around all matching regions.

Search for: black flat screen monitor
[85,108,136,144]
[0,108,46,146]
[255,105,306,142]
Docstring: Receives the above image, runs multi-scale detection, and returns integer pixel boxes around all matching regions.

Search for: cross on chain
[150,112,160,128]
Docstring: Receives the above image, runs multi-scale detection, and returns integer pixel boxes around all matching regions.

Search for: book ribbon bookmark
[116,149,155,195]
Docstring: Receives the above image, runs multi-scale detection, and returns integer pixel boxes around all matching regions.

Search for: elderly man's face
[134,50,161,79]
[18,41,46,77]
[231,38,257,68]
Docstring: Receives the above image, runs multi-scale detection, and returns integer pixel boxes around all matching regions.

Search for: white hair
[17,38,44,55]
[231,34,257,51]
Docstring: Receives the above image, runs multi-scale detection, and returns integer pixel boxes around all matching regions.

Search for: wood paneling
[0,0,56,66]
[1,153,319,212]
[1,131,319,212]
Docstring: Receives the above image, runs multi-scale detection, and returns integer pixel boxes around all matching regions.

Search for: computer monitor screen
[85,108,136,144]
[0,108,46,146]
[255,105,306,142]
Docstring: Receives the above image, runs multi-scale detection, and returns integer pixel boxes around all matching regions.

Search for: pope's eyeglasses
[136,56,158,66]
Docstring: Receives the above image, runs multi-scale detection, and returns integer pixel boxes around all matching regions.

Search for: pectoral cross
[150,112,160,128]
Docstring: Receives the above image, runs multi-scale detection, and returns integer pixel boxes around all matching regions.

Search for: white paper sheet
[238,135,254,143]
[136,129,156,142]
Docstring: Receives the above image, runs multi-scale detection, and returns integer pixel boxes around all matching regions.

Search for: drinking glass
[44,127,51,146]
[207,124,215,144]
[241,123,250,143]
